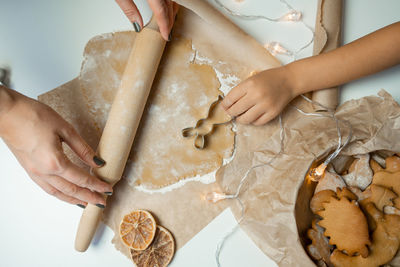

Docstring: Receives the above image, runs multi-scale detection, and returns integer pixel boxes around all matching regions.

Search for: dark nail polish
[96,203,105,209]
[93,156,105,166]
[133,22,141,32]
[77,204,86,209]
[104,192,113,196]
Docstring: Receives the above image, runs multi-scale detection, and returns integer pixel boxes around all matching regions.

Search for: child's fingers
[221,86,246,110]
[236,105,265,125]
[252,112,276,126]
[226,95,255,117]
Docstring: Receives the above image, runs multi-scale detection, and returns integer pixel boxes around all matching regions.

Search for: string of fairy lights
[205,1,353,266]
[213,0,315,60]
[206,99,352,267]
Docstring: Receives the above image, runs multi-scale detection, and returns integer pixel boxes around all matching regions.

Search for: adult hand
[221,66,297,126]
[116,0,179,41]
[0,87,113,208]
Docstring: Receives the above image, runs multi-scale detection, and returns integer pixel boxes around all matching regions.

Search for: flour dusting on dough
[214,68,241,96]
[192,44,240,96]
[123,38,235,188]
[79,32,236,189]
[134,170,217,193]
[133,147,236,193]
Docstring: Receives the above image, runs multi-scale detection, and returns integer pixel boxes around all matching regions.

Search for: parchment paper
[39,1,400,266]
[39,0,280,260]
[80,32,236,189]
[312,0,343,110]
[41,83,400,266]
[216,90,400,266]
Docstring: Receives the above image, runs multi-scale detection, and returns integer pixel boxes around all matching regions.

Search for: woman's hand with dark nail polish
[96,204,105,209]
[132,21,141,32]
[0,87,112,207]
[93,156,105,166]
[115,0,179,41]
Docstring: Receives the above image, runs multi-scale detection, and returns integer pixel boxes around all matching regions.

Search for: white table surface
[1,1,399,267]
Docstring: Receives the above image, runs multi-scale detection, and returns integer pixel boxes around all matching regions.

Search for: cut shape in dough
[79,32,235,188]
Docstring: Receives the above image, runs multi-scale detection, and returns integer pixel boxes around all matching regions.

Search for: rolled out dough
[39,3,281,259]
[80,32,234,189]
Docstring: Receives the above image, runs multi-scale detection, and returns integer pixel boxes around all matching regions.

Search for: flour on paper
[79,32,235,189]
[191,44,241,96]
[40,2,281,260]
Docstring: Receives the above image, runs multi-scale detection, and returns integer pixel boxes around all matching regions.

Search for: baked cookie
[372,171,400,196]
[342,154,373,190]
[307,219,333,266]
[331,203,400,267]
[310,190,336,214]
[317,196,370,257]
[315,170,347,194]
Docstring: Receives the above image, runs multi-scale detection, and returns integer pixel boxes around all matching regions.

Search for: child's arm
[222,21,400,125]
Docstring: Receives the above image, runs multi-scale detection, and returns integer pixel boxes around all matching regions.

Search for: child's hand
[221,66,296,126]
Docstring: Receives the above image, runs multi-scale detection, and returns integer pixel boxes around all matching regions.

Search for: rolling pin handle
[74,203,104,252]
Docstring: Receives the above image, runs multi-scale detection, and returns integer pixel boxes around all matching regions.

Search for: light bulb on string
[314,162,328,177]
[214,0,314,61]
[306,162,328,182]
[204,191,236,203]
[204,192,227,203]
[264,42,293,56]
[214,0,303,23]
[279,10,302,22]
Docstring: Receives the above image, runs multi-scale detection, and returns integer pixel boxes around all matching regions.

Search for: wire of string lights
[205,1,352,266]
[213,0,315,60]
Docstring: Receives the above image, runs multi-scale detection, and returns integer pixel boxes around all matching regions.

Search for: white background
[1,0,399,266]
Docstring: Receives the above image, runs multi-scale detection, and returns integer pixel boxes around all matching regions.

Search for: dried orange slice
[131,226,175,267]
[120,210,157,250]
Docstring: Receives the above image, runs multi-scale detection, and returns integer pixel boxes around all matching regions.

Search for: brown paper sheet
[312,0,343,110]
[39,1,400,266]
[80,32,235,189]
[41,82,400,265]
[216,90,400,266]
[39,0,280,261]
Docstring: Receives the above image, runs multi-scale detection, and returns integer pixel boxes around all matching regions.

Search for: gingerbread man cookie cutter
[182,95,232,149]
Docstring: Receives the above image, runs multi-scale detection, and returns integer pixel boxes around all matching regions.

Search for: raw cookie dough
[79,32,234,188]
[39,3,280,261]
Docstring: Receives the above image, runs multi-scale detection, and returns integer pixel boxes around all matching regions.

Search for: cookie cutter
[182,95,232,150]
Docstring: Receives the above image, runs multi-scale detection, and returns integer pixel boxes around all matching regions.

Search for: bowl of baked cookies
[295,151,400,267]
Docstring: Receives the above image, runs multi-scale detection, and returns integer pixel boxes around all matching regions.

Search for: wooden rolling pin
[74,17,166,252]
